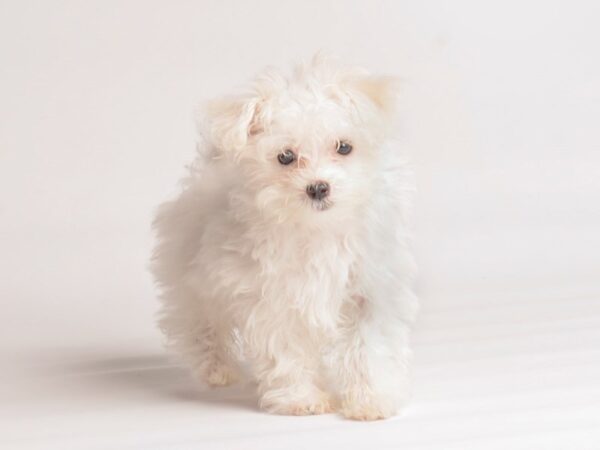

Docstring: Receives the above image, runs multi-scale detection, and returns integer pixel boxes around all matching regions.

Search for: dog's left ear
[354,76,399,116]
[206,94,263,158]
[342,75,400,120]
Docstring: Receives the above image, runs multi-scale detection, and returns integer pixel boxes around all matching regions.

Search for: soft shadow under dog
[48,351,259,412]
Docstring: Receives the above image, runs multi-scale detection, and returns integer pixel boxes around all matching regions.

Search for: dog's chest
[197,220,361,327]
[251,230,356,319]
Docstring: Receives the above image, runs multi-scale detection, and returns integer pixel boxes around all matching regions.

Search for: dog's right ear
[205,94,262,159]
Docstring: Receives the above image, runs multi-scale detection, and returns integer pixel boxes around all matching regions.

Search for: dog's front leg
[243,316,333,416]
[329,294,414,420]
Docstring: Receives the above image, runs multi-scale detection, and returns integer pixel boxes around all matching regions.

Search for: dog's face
[206,57,397,224]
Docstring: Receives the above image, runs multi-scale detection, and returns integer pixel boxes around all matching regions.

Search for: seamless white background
[1,1,599,449]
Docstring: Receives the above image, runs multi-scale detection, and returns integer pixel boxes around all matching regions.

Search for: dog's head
[204,55,398,224]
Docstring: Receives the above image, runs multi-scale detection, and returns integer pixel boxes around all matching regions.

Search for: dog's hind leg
[188,323,240,387]
[159,288,240,387]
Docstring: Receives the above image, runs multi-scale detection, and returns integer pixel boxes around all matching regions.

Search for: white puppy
[151,55,418,420]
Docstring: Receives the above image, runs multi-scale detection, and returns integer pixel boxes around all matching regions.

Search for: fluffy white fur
[151,55,418,420]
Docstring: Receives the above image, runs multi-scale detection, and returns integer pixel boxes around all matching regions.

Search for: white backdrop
[1,1,599,449]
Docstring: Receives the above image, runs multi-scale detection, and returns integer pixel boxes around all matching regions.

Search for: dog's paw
[207,366,238,387]
[340,390,400,421]
[261,392,335,416]
[195,361,239,388]
[341,400,394,421]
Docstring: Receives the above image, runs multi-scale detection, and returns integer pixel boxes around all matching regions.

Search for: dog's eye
[277,149,296,165]
[337,141,353,155]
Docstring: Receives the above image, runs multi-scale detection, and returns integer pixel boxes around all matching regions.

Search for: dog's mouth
[311,199,333,211]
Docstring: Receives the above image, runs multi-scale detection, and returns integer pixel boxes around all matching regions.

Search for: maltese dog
[151,55,417,420]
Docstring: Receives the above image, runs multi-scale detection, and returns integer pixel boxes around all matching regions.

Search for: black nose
[306,181,330,200]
